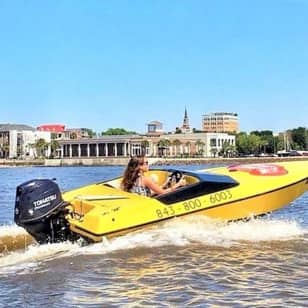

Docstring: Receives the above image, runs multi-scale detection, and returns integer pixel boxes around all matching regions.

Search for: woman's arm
[143,176,185,195]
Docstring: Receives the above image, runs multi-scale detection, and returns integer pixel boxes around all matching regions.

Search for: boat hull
[63,161,308,242]
[14,160,308,244]
[195,178,307,220]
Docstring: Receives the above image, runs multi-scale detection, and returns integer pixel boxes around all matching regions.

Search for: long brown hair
[121,156,145,192]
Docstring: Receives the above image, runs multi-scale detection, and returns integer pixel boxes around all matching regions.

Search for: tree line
[236,127,307,155]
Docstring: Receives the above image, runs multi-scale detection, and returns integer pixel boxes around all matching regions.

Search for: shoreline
[153,156,308,166]
[0,159,45,168]
[1,156,308,167]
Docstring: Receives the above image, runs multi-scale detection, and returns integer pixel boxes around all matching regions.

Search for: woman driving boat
[121,155,185,196]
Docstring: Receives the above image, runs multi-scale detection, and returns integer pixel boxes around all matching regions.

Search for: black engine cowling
[14,179,76,244]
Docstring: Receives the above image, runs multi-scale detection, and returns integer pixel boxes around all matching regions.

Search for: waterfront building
[37,124,65,140]
[58,131,235,159]
[0,124,51,159]
[1,114,236,159]
[202,112,239,133]
[37,124,91,140]
[60,134,141,158]
[63,128,91,139]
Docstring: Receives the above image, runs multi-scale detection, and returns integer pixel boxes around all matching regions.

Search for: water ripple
[0,166,307,307]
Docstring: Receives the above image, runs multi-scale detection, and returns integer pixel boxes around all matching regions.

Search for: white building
[203,132,236,156]
[58,131,235,158]
[0,124,51,159]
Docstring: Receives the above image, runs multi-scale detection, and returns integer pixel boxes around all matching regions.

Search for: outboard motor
[14,179,75,244]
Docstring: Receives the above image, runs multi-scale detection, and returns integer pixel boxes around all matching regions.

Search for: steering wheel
[164,171,183,188]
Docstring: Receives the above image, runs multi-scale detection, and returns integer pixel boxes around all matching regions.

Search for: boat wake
[86,215,306,253]
[0,224,34,254]
[0,216,306,275]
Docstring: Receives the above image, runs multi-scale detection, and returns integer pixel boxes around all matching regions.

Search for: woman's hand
[172,177,186,190]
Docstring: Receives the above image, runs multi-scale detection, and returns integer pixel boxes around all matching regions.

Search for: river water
[0,165,307,307]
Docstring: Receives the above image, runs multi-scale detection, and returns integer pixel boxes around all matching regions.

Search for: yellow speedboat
[14,160,308,244]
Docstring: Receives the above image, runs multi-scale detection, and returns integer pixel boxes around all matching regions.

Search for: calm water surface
[0,165,307,307]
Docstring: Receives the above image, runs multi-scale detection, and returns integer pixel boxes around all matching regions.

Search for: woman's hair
[121,156,145,192]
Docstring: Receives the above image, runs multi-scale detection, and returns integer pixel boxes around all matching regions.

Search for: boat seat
[104,170,200,191]
[106,178,122,189]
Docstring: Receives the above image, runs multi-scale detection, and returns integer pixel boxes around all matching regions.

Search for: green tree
[175,127,182,134]
[185,141,191,156]
[193,128,204,133]
[290,127,307,150]
[85,128,96,138]
[274,135,284,152]
[49,139,60,158]
[220,141,235,157]
[236,132,262,155]
[141,139,149,155]
[172,139,181,156]
[101,128,137,135]
[0,144,10,159]
[157,139,171,157]
[210,147,218,157]
[250,130,274,153]
[35,138,48,158]
[195,139,205,156]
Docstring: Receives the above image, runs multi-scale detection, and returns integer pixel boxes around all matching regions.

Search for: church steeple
[181,107,191,133]
[183,107,189,128]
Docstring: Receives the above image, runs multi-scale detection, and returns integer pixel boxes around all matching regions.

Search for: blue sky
[1,0,307,134]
